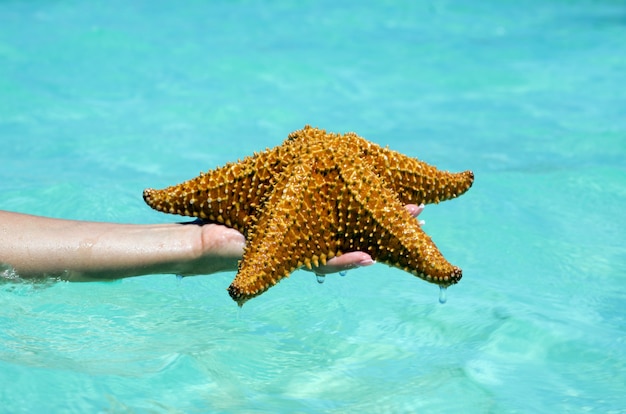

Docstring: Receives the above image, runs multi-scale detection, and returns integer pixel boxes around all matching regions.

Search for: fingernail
[358,258,376,267]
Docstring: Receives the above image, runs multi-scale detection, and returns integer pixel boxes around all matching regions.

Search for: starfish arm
[357,137,474,205]
[143,147,286,234]
[227,161,336,305]
[337,151,462,286]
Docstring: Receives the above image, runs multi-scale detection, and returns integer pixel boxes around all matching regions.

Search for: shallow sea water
[1,0,625,412]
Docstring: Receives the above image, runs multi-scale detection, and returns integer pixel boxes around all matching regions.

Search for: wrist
[174,223,244,276]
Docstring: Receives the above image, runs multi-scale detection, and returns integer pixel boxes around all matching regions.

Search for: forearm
[0,204,423,282]
[0,211,241,280]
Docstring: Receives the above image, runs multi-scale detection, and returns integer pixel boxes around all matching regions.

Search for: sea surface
[1,0,625,412]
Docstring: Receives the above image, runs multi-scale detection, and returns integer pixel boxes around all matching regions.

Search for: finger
[405,203,424,218]
[312,251,375,275]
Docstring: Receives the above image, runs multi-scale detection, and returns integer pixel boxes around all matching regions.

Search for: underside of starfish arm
[337,152,462,286]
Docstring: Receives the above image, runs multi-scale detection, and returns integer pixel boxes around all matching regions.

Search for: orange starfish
[143,126,474,305]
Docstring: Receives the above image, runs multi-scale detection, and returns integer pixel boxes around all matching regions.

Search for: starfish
[143,126,474,305]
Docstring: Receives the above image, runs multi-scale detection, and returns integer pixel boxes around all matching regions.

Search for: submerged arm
[0,205,423,281]
[0,210,245,280]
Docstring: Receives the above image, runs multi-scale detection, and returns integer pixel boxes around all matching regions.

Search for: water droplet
[316,274,325,284]
[339,270,348,277]
[176,274,184,282]
[438,286,447,304]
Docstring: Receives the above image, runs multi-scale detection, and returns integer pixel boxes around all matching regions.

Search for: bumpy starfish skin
[143,126,474,305]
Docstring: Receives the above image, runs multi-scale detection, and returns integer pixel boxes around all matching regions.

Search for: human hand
[184,204,425,277]
[0,205,424,282]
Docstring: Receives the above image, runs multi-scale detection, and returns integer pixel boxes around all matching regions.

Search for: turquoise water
[1,0,625,412]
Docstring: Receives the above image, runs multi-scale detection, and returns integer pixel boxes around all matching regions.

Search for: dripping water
[315,274,326,284]
[339,270,348,277]
[438,286,447,304]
